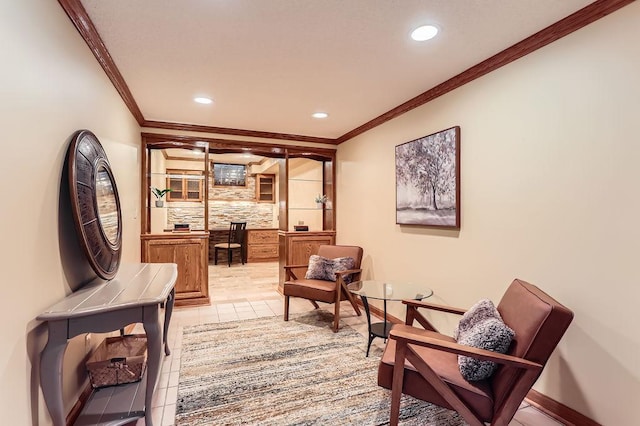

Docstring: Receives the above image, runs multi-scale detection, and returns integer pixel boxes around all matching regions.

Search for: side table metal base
[360,296,392,357]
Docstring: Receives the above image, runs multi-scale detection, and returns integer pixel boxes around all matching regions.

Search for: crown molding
[141,132,336,158]
[335,0,634,143]
[58,0,145,125]
[142,120,337,145]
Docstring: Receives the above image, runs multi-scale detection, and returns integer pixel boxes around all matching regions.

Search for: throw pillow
[457,317,515,381]
[304,255,356,283]
[331,256,356,283]
[454,298,501,340]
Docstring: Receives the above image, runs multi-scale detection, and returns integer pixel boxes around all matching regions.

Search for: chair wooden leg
[214,248,218,265]
[390,340,408,426]
[284,296,290,321]
[309,300,320,309]
[341,282,362,316]
[333,299,341,332]
[227,248,231,267]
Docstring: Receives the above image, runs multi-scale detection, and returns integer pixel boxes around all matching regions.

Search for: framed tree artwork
[395,126,460,229]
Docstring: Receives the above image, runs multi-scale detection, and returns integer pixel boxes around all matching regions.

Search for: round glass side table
[347,280,433,356]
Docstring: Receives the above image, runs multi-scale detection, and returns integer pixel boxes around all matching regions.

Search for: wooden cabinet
[277,230,336,291]
[142,233,209,306]
[247,229,278,262]
[166,169,204,202]
[255,174,275,203]
[142,137,210,306]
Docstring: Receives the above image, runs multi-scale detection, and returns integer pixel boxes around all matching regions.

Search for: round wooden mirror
[67,130,122,280]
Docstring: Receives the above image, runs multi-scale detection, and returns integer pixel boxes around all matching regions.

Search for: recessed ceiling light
[194,97,213,104]
[312,112,328,119]
[411,25,438,41]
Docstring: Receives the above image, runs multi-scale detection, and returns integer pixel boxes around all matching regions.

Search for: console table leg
[40,320,68,426]
[143,305,162,426]
[163,288,175,356]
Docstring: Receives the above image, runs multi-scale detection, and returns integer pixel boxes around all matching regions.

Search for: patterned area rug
[175,312,466,425]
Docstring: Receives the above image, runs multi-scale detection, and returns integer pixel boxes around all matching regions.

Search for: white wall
[0,1,141,424]
[336,3,640,425]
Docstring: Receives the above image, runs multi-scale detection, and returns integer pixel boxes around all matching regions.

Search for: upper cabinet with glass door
[166,169,204,202]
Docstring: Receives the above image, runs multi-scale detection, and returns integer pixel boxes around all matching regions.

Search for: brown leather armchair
[283,245,363,332]
[378,279,573,426]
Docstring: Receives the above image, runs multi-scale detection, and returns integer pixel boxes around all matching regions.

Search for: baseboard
[525,389,601,426]
[66,383,92,426]
[359,300,599,426]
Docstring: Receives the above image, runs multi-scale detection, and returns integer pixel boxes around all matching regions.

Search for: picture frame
[212,163,247,187]
[395,126,460,229]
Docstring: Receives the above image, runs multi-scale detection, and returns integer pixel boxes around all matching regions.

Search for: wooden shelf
[74,373,147,426]
[255,174,275,203]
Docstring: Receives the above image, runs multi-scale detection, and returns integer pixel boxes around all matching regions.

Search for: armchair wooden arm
[402,299,467,315]
[334,268,362,278]
[390,325,541,370]
[283,264,309,270]
[283,264,309,281]
[402,299,466,332]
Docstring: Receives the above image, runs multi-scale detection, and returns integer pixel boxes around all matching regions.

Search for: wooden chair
[378,279,573,426]
[283,245,363,332]
[213,222,246,267]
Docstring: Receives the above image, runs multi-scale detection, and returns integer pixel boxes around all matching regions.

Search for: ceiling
[78,0,596,141]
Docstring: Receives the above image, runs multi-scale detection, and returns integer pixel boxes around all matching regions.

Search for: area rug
[175,312,466,425]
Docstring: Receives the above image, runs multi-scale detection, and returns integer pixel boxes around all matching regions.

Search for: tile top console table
[37,263,178,426]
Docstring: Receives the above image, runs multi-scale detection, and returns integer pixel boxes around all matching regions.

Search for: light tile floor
[137,261,566,426]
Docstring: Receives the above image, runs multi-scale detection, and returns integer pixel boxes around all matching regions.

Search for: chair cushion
[283,278,340,303]
[455,299,514,381]
[214,243,241,249]
[304,255,356,283]
[378,325,495,422]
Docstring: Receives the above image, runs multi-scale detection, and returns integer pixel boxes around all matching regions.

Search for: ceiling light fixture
[411,25,438,41]
[194,97,213,104]
[312,112,328,119]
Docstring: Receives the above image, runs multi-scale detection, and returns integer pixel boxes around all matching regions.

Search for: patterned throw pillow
[455,299,515,381]
[305,255,356,283]
[454,299,501,340]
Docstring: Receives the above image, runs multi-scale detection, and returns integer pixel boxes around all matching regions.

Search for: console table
[37,263,177,426]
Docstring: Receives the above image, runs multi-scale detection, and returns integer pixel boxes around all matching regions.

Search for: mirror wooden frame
[67,130,122,280]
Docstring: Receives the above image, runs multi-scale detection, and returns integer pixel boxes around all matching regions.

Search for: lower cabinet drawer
[248,230,278,245]
[248,244,278,261]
